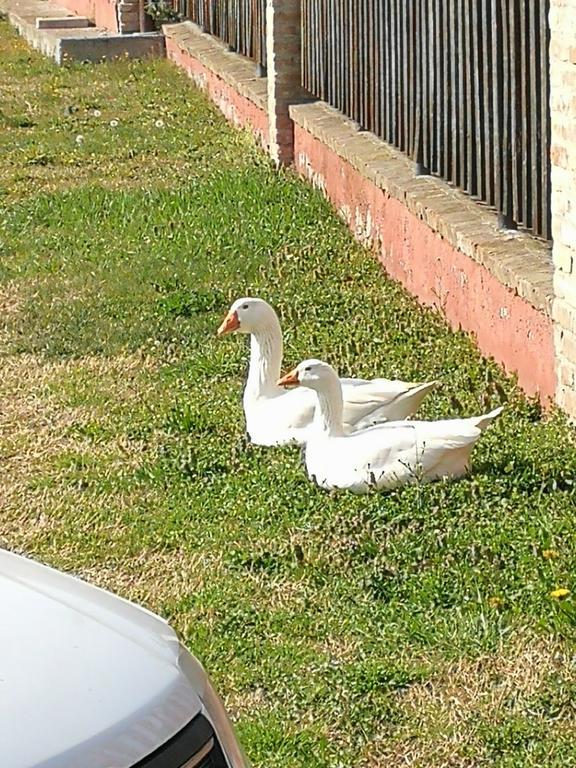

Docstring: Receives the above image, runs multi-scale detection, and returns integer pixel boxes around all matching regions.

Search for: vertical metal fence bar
[521,0,532,229]
[529,0,540,231]
[393,0,400,147]
[406,0,413,154]
[510,0,521,224]
[437,0,444,177]
[380,0,388,141]
[441,1,450,180]
[369,0,374,131]
[519,0,528,228]
[397,0,404,151]
[501,0,514,226]
[320,0,326,99]
[408,0,417,156]
[310,0,316,96]
[337,0,344,112]
[359,0,365,128]
[322,0,328,104]
[325,0,330,97]
[346,0,352,121]
[421,0,429,170]
[482,0,494,204]
[301,0,307,92]
[335,0,341,111]
[413,0,422,165]
[473,0,484,200]
[374,0,382,137]
[427,0,435,171]
[457,0,466,190]
[540,0,551,238]
[464,0,474,194]
[491,0,502,219]
[450,0,459,184]
[386,0,394,145]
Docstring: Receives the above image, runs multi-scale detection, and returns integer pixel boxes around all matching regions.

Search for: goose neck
[246,321,283,394]
[313,380,345,437]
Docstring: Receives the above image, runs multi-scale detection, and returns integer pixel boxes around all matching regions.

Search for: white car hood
[0,550,203,768]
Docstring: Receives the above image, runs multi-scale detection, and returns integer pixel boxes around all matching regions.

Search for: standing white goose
[277,359,503,492]
[217,297,439,446]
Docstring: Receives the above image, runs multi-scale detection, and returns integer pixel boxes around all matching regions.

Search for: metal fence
[302,0,551,239]
[183,0,267,69]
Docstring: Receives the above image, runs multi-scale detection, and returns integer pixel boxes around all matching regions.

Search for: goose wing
[340,378,439,427]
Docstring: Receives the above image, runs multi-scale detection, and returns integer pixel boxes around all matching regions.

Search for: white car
[0,548,249,768]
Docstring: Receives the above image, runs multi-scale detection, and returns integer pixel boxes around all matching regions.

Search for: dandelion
[543,549,559,560]
[93,109,101,118]
[154,118,165,128]
[550,587,570,600]
[488,596,503,608]
[75,135,84,145]
[110,119,119,128]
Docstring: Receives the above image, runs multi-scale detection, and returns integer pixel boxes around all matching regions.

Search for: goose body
[217,297,438,446]
[278,359,503,493]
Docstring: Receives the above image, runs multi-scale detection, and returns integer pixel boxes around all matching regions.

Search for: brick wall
[551,0,576,417]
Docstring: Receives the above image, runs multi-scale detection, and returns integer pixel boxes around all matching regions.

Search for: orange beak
[217,310,240,336]
[277,368,300,387]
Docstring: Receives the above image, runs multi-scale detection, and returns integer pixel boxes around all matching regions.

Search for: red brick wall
[294,123,556,404]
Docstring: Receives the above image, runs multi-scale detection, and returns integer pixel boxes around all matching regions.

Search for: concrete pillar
[265,0,301,165]
[550,0,576,417]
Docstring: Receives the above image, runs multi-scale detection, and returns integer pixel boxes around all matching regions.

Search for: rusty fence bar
[184,0,266,70]
[301,0,551,239]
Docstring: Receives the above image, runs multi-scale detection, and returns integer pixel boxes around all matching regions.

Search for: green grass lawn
[1,21,576,767]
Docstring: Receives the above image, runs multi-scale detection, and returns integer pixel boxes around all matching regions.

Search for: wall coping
[163,20,268,113]
[290,101,554,316]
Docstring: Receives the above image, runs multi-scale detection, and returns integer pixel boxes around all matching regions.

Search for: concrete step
[36,15,91,28]
[0,0,164,63]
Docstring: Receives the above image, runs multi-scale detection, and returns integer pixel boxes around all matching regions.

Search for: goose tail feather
[474,406,504,432]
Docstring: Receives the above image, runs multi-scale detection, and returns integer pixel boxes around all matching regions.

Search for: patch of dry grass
[364,633,576,767]
[0,350,159,546]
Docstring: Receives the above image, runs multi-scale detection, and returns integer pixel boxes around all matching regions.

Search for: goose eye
[242,304,249,310]
[304,367,311,372]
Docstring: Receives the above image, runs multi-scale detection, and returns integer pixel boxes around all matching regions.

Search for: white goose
[217,297,439,446]
[277,359,503,493]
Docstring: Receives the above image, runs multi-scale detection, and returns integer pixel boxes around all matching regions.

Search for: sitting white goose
[277,359,503,493]
[217,297,439,446]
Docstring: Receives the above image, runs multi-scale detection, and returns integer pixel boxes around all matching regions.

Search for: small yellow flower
[550,588,570,600]
[543,549,559,560]
[488,596,504,608]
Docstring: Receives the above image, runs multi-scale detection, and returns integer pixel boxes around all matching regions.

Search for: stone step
[0,0,165,64]
[36,15,91,28]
